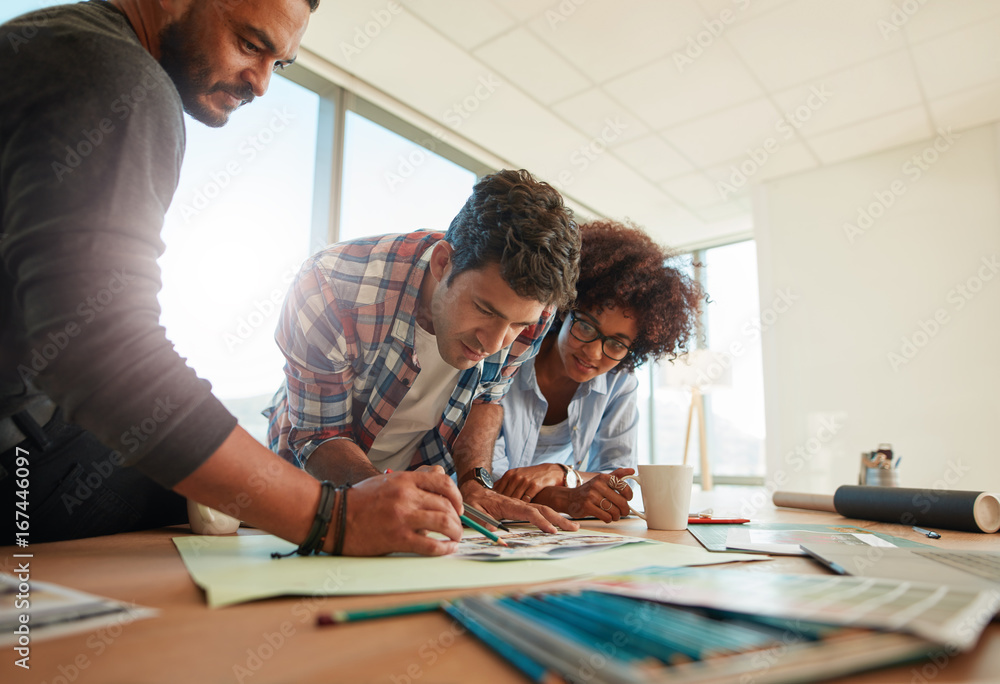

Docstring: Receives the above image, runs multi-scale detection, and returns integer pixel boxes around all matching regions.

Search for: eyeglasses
[568,311,631,360]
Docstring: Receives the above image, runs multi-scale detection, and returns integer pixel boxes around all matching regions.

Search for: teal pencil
[316,601,441,626]
[443,602,560,684]
[461,514,508,546]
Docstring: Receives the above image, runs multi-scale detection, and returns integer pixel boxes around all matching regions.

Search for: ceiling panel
[725,0,902,91]
[400,0,515,51]
[929,79,1000,133]
[899,0,1000,44]
[524,0,707,84]
[550,88,650,147]
[614,134,695,183]
[474,28,591,106]
[604,42,765,131]
[771,50,922,138]
[301,1,1000,249]
[909,16,1000,100]
[808,106,932,166]
[662,97,786,168]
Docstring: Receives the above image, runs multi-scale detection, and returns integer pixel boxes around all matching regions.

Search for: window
[159,76,321,441]
[339,110,477,241]
[640,241,766,484]
[2,1,60,22]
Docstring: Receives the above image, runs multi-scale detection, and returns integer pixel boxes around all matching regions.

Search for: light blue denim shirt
[491,354,639,477]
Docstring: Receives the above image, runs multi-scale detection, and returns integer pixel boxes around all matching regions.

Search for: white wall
[755,122,1000,494]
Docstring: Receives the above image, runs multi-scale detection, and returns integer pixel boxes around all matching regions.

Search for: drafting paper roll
[832,486,1000,533]
[772,491,836,512]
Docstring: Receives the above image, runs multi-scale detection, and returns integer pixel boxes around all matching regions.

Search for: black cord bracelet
[271,480,337,559]
[332,483,351,556]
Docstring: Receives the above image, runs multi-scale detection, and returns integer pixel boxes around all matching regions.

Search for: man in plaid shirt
[266,170,582,530]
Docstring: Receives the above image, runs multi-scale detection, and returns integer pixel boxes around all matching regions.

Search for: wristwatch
[558,463,581,488]
[472,467,494,490]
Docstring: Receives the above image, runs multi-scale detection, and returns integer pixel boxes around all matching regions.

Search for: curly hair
[444,170,580,309]
[568,219,704,372]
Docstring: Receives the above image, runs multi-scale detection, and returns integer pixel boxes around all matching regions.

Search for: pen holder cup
[863,468,900,487]
[622,465,693,531]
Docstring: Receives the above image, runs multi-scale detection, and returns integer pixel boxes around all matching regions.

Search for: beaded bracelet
[271,480,337,559]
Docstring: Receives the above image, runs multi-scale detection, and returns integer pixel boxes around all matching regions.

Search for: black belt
[0,396,57,452]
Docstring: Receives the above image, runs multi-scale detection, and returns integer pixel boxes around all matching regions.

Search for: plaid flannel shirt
[264,231,551,474]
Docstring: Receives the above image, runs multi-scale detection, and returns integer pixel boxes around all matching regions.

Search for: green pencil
[316,600,441,626]
[461,514,508,546]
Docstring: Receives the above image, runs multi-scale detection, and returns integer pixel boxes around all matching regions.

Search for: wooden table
[3,488,998,683]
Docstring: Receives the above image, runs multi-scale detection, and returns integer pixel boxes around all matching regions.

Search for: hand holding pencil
[341,468,464,556]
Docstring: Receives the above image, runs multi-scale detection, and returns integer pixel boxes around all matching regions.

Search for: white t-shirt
[366,322,462,472]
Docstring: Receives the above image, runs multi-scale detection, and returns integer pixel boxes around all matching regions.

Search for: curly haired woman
[491,219,704,522]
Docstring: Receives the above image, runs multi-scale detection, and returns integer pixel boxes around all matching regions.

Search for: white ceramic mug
[186,500,241,535]
[622,465,694,531]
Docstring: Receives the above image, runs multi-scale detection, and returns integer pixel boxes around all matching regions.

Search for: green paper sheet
[173,531,762,608]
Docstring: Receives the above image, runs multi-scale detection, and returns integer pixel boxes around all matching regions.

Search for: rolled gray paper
[772,491,836,512]
[832,486,1000,533]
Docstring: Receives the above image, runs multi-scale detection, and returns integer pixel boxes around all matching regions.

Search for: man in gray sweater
[0,0,463,555]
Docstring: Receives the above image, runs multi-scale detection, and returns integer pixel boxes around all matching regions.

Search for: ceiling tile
[807,106,933,165]
[488,0,546,23]
[900,0,1000,44]
[526,0,708,83]
[550,88,650,146]
[910,16,1000,99]
[725,0,903,91]
[694,197,753,225]
[662,171,730,210]
[709,142,818,185]
[613,134,695,183]
[401,0,515,50]
[771,50,921,138]
[696,0,798,22]
[474,28,591,106]
[929,79,1000,133]
[661,98,786,168]
[603,43,765,130]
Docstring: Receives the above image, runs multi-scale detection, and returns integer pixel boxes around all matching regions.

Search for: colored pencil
[443,601,563,684]
[316,600,441,626]
[461,514,508,546]
[463,502,511,532]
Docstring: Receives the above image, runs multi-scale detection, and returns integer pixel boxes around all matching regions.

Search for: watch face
[475,467,494,489]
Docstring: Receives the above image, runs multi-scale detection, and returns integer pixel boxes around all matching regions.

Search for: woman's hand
[493,463,566,501]
[536,467,636,523]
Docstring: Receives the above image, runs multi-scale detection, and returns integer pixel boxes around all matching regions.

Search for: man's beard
[158,9,254,127]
